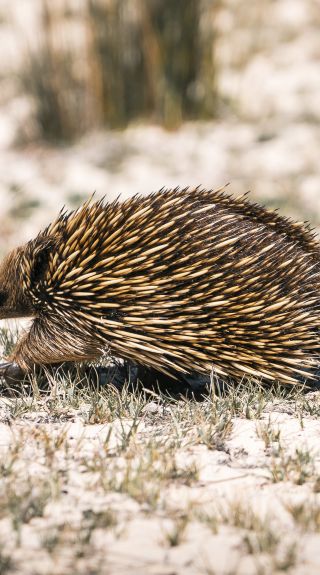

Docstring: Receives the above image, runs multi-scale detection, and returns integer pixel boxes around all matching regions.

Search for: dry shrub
[22,0,218,141]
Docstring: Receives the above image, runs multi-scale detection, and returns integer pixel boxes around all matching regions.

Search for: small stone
[142,401,161,415]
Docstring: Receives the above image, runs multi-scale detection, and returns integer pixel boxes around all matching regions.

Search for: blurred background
[0,0,320,255]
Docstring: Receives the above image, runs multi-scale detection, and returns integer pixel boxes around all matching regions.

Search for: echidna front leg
[8,318,103,372]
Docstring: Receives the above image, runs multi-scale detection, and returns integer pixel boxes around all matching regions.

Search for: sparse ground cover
[1,329,320,574]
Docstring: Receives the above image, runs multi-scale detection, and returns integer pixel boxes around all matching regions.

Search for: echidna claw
[0,362,25,383]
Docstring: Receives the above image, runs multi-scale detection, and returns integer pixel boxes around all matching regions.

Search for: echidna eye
[0,290,7,306]
[31,246,50,284]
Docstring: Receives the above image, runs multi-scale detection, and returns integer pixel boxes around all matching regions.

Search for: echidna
[0,187,320,385]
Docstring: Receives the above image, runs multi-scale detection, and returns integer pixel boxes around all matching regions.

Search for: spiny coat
[0,187,320,385]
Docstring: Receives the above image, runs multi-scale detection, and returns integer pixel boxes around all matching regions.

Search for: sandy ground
[1,384,320,574]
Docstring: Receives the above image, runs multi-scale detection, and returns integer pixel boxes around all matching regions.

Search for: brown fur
[0,248,33,319]
[0,187,320,383]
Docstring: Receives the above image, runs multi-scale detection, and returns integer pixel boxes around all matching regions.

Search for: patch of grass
[296,393,320,418]
[269,446,315,485]
[76,508,118,554]
[162,513,190,547]
[243,526,280,556]
[196,412,233,450]
[0,434,24,477]
[41,525,65,554]
[82,431,200,509]
[82,508,118,530]
[41,519,110,566]
[272,542,298,572]
[0,428,68,545]
[285,498,320,532]
[256,418,281,449]
[220,500,298,573]
[0,545,15,574]
[196,509,220,535]
[0,326,21,358]
[0,477,54,545]
[221,500,268,532]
